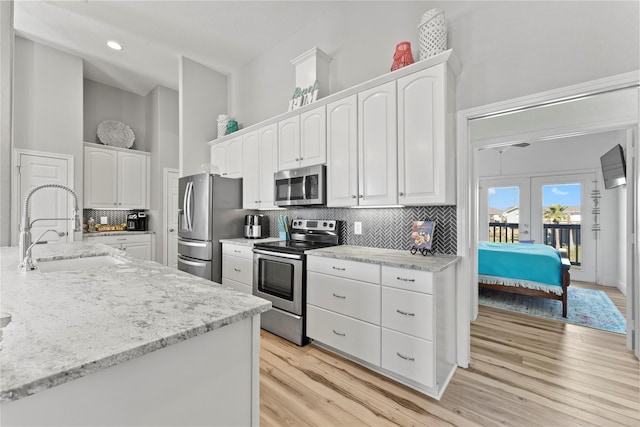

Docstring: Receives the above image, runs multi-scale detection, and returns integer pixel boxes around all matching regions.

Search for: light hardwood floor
[260,283,639,426]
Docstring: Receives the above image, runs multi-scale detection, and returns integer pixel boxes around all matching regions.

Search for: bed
[478,241,571,317]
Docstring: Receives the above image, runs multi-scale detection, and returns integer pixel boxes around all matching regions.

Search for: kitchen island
[0,242,271,426]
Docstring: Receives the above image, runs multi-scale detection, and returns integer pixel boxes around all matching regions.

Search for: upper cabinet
[84,143,150,209]
[278,105,326,171]
[326,95,358,207]
[242,124,278,209]
[211,136,243,178]
[397,64,455,205]
[357,81,398,206]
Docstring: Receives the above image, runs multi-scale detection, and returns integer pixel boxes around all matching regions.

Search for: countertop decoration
[410,220,435,256]
[96,120,135,148]
[418,8,447,60]
[0,241,271,402]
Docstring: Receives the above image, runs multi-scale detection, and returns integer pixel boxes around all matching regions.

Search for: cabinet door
[326,95,358,207]
[210,142,226,176]
[122,241,152,260]
[358,81,398,206]
[242,131,260,209]
[225,137,244,178]
[84,147,118,208]
[278,115,300,171]
[258,124,278,208]
[398,65,452,205]
[300,106,326,167]
[118,152,148,209]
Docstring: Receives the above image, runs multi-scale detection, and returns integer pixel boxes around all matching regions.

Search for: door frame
[456,71,640,366]
[11,148,75,246]
[163,167,179,266]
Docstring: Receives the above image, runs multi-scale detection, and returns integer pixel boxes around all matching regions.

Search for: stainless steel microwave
[274,164,326,206]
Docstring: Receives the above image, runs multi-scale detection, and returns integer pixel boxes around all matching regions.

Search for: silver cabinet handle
[396,309,415,317]
[396,352,415,361]
[295,158,299,161]
[358,195,363,198]
[351,195,356,198]
[169,228,175,232]
[234,249,241,253]
[332,293,346,299]
[234,268,241,272]
[397,276,415,282]
[332,266,345,271]
[117,238,127,241]
[399,192,404,196]
[332,329,346,337]
[299,157,303,160]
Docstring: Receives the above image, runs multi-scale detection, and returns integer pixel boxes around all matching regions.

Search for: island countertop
[305,245,459,272]
[0,242,271,403]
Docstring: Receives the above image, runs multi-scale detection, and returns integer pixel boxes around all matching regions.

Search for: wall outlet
[354,221,362,235]
[100,216,108,225]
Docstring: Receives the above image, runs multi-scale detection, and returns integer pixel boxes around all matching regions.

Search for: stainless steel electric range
[252,219,341,345]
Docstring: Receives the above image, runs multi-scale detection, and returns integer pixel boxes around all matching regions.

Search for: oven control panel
[291,219,337,231]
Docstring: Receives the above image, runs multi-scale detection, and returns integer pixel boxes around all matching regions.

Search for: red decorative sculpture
[391,41,415,71]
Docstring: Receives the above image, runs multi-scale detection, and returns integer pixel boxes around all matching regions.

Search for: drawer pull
[332,293,346,299]
[396,309,415,317]
[117,238,127,241]
[234,268,241,272]
[396,352,415,362]
[396,276,415,282]
[332,329,346,337]
[234,250,241,253]
[332,266,346,271]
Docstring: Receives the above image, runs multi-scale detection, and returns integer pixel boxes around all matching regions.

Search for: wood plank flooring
[260,283,639,426]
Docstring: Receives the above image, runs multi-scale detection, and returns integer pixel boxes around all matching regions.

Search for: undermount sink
[37,256,125,273]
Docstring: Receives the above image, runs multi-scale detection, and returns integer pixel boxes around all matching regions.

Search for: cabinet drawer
[382,266,433,294]
[381,328,435,388]
[307,256,380,284]
[222,255,253,285]
[222,277,252,295]
[382,287,433,341]
[307,271,380,324]
[88,234,151,246]
[222,244,253,259]
[307,305,380,366]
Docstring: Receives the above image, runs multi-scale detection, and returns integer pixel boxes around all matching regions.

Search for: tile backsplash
[84,209,137,225]
[260,206,457,255]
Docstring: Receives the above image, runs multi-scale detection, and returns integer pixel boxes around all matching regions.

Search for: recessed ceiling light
[107,41,122,51]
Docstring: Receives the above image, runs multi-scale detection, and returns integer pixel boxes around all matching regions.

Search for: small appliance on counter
[244,214,268,239]
[127,211,148,231]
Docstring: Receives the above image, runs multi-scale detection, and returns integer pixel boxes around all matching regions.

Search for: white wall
[477,130,627,287]
[84,79,148,151]
[179,56,227,177]
[13,36,83,232]
[0,0,13,246]
[147,85,179,262]
[231,1,639,127]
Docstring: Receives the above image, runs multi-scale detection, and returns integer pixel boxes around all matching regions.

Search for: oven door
[253,249,303,315]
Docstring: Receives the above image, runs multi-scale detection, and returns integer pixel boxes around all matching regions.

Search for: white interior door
[165,169,179,268]
[15,151,72,245]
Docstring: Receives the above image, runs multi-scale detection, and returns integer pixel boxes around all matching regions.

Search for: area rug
[478,287,627,334]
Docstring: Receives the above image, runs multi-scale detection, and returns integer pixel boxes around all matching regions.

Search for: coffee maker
[244,214,268,239]
[127,211,148,231]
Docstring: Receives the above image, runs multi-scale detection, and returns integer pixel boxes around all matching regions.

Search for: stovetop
[253,219,341,255]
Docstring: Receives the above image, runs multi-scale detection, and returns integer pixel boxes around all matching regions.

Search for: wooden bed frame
[479,249,572,317]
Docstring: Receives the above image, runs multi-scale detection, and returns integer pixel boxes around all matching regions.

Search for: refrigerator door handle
[185,181,194,231]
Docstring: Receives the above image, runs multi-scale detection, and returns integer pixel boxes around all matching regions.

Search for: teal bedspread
[478,242,562,288]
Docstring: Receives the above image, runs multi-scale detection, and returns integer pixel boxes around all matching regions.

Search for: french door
[480,173,596,283]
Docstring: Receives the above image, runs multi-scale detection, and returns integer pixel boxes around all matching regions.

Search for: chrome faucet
[18,184,81,271]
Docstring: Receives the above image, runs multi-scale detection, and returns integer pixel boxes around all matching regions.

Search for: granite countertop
[305,245,459,272]
[0,242,271,403]
[219,237,281,247]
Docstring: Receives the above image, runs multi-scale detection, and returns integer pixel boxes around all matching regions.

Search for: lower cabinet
[306,255,456,400]
[86,234,153,260]
[221,243,253,294]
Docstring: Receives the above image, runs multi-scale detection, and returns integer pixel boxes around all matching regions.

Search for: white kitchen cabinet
[397,64,456,205]
[278,105,326,171]
[222,243,254,294]
[210,136,243,178]
[85,233,153,260]
[358,81,398,206]
[84,144,150,209]
[307,254,456,400]
[326,95,358,207]
[242,124,278,209]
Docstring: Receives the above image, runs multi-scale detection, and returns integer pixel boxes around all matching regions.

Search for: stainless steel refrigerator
[178,173,246,282]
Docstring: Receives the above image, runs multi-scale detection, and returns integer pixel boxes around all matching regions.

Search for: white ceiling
[13,1,341,96]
